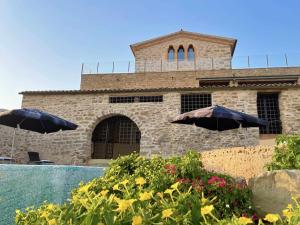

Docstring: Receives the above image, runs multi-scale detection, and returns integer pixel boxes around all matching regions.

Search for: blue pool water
[0,164,105,225]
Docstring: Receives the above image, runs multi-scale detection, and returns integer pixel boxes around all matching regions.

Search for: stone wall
[280,89,300,134]
[134,36,232,72]
[81,67,300,90]
[202,146,274,180]
[0,90,266,164]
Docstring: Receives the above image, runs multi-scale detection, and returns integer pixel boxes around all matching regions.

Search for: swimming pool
[0,164,105,225]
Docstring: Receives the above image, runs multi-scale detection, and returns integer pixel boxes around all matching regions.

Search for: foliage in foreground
[266,134,300,171]
[15,151,300,224]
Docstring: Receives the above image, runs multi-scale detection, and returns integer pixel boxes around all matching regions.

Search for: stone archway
[91,115,141,159]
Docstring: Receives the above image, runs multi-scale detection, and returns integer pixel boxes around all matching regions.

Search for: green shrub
[16,151,255,224]
[266,134,300,171]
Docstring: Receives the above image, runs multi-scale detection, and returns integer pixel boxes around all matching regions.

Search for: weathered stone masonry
[1,30,300,167]
[1,86,297,164]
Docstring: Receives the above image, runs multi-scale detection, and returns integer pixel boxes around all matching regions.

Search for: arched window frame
[167,46,175,62]
[187,45,195,61]
[177,45,185,61]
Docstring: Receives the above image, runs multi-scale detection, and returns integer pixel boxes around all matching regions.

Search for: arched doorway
[92,116,141,159]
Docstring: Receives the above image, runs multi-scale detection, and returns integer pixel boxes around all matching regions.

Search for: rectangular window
[257,93,282,134]
[181,94,212,113]
[109,96,163,103]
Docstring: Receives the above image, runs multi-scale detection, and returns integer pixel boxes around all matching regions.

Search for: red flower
[177,178,191,184]
[252,213,258,221]
[236,179,247,190]
[208,176,227,188]
[165,164,176,175]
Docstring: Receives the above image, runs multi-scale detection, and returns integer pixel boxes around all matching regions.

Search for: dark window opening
[178,46,185,61]
[188,45,195,61]
[257,93,282,134]
[110,96,163,103]
[168,46,175,62]
[181,94,212,113]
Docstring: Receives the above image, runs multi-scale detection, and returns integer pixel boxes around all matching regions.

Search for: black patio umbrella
[0,108,78,159]
[171,105,267,131]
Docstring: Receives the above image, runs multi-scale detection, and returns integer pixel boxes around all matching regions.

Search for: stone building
[1,30,300,165]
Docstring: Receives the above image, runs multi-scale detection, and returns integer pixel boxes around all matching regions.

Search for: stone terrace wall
[0,90,261,164]
[202,146,274,180]
[81,67,300,90]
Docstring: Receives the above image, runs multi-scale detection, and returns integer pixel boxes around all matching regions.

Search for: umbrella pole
[10,128,16,163]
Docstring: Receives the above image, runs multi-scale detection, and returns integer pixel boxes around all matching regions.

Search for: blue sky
[1,0,300,109]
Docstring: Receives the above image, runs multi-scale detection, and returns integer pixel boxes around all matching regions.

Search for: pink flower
[208,176,227,188]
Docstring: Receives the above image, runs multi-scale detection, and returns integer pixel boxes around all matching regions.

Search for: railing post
[112,61,115,73]
[266,55,269,68]
[285,54,288,67]
[128,61,130,73]
[96,62,99,74]
[160,58,163,72]
[247,56,250,68]
[81,63,84,75]
[177,59,179,70]
[144,59,147,73]
[211,57,214,70]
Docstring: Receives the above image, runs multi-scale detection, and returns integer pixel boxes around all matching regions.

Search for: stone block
[249,170,300,216]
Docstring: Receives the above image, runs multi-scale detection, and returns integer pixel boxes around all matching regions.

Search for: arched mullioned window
[177,46,185,61]
[168,46,175,61]
[188,45,195,61]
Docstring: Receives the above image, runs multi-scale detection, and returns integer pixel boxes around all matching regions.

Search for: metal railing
[81,53,300,74]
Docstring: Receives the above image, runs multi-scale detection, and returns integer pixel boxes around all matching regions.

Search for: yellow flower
[132,215,143,225]
[282,209,293,219]
[139,191,153,201]
[100,190,109,197]
[135,177,146,186]
[287,204,293,209]
[164,188,174,196]
[48,219,57,225]
[112,195,120,202]
[171,182,180,190]
[41,211,49,218]
[15,209,21,215]
[156,192,164,199]
[162,208,173,218]
[238,216,253,225]
[78,183,91,193]
[201,193,209,205]
[264,214,280,223]
[201,205,214,215]
[120,179,129,186]
[47,204,55,211]
[115,199,136,213]
[113,184,120,190]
